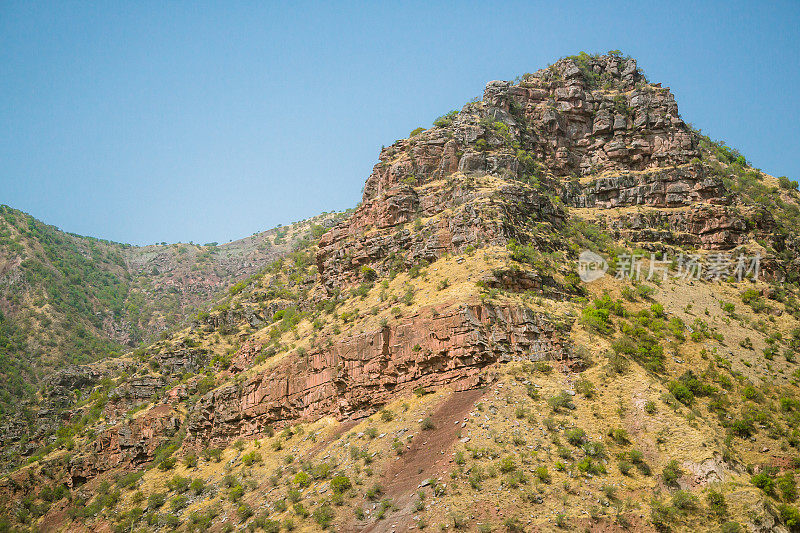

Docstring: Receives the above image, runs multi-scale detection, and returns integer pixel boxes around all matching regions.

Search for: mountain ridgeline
[2,52,800,533]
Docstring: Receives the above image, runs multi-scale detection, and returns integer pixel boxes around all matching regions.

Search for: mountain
[0,205,344,421]
[2,51,800,533]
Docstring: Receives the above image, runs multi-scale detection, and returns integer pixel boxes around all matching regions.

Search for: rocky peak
[362,53,696,205]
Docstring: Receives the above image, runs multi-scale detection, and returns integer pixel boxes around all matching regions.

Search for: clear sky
[2,1,799,245]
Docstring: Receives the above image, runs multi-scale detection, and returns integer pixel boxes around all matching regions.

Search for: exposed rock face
[361,55,697,206]
[565,164,727,208]
[317,178,565,290]
[68,403,182,486]
[186,302,570,446]
[155,346,209,375]
[44,366,102,391]
[319,55,703,291]
[606,204,776,250]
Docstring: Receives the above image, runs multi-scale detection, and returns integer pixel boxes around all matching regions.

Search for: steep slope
[2,52,800,533]
[0,205,345,438]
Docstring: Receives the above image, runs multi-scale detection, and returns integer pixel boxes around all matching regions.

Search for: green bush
[565,428,587,446]
[671,490,699,512]
[752,472,776,496]
[313,504,335,528]
[707,490,727,516]
[433,110,458,128]
[293,471,311,488]
[242,450,262,466]
[779,473,797,502]
[534,466,551,483]
[498,456,517,474]
[331,475,352,494]
[147,493,166,509]
[778,504,800,530]
[662,460,683,486]
[548,391,576,412]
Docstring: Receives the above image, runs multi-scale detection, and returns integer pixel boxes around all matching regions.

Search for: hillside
[2,52,800,533]
[0,205,345,436]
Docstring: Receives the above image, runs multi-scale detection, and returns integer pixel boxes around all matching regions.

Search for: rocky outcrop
[320,54,701,290]
[362,55,697,205]
[155,346,210,375]
[566,164,728,208]
[317,177,564,290]
[44,365,102,392]
[606,204,776,250]
[186,302,570,446]
[68,403,182,486]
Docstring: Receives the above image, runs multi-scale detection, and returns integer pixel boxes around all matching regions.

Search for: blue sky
[2,1,799,245]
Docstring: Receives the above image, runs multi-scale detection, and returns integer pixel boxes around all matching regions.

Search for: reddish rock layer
[186,302,569,446]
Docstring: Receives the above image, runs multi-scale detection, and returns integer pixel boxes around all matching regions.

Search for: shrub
[236,503,253,521]
[170,494,188,512]
[609,428,629,445]
[668,381,694,405]
[581,304,612,334]
[313,504,335,529]
[671,490,699,512]
[721,522,742,533]
[433,110,458,128]
[331,475,352,494]
[575,378,595,398]
[293,471,311,488]
[293,503,309,518]
[565,428,587,446]
[166,475,190,493]
[707,490,727,516]
[662,460,683,486]
[361,266,377,281]
[583,441,606,458]
[380,409,394,422]
[242,451,262,466]
[202,448,222,462]
[183,453,198,468]
[228,484,244,502]
[534,466,551,483]
[730,418,756,437]
[577,457,606,475]
[499,456,517,474]
[148,493,166,509]
[503,517,524,532]
[190,478,205,495]
[752,472,776,496]
[779,473,798,502]
[778,504,800,530]
[548,391,576,412]
[649,498,673,530]
[779,176,799,190]
[365,484,383,501]
[158,457,177,471]
[420,417,435,430]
